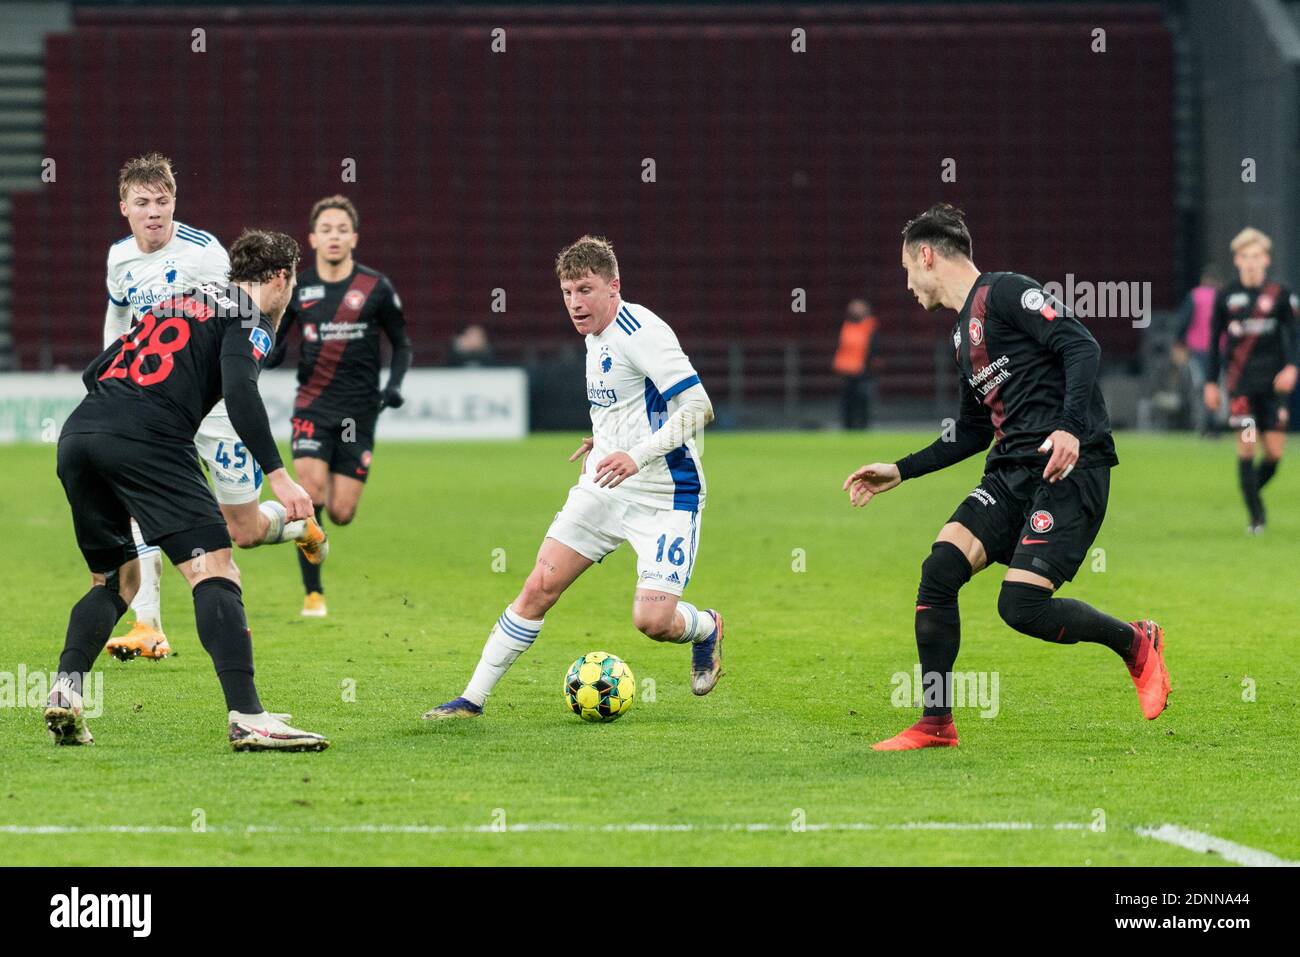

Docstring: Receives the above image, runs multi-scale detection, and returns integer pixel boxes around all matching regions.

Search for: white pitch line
[0,820,1087,836]
[1136,824,1300,868]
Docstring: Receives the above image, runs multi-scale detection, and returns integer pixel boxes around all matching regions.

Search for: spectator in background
[833,298,878,429]
[447,324,495,367]
[1171,265,1221,435]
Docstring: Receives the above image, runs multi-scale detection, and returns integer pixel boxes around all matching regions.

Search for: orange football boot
[1125,620,1170,719]
[105,621,171,662]
[872,715,959,751]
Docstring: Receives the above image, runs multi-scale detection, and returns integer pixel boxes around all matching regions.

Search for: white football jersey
[104,221,230,345]
[582,300,706,511]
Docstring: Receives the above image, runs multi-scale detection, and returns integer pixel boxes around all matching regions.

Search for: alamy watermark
[0,667,104,717]
[890,664,1000,718]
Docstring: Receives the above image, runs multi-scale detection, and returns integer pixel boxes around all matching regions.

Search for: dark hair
[228,229,300,283]
[902,203,973,260]
[310,194,359,232]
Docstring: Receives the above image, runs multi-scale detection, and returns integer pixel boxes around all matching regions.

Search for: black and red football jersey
[271,262,408,421]
[66,283,277,450]
[1207,279,1299,395]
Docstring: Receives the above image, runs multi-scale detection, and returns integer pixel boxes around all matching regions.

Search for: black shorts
[1229,392,1289,433]
[290,411,376,482]
[57,432,231,572]
[946,464,1111,587]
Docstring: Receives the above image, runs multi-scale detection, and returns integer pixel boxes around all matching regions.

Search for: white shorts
[194,412,263,506]
[545,484,701,596]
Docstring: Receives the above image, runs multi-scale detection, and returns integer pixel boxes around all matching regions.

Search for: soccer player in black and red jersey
[1203,227,1299,534]
[48,230,329,751]
[268,195,412,618]
[843,205,1170,751]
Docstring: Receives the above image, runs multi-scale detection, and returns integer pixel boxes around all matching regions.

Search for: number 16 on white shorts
[546,485,701,595]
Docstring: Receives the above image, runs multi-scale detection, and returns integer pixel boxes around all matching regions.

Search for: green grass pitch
[1,433,1296,865]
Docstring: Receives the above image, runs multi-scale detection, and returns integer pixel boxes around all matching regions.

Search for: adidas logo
[666,572,681,584]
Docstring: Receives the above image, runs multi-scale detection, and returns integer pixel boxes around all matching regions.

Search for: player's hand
[594,452,638,488]
[379,386,404,410]
[1170,343,1188,366]
[1038,431,1079,484]
[1274,364,1297,395]
[568,436,594,465]
[267,468,313,521]
[842,463,900,507]
[1203,381,1221,412]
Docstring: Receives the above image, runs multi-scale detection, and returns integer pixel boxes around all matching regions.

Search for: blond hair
[1231,227,1272,255]
[118,152,176,202]
[555,235,619,282]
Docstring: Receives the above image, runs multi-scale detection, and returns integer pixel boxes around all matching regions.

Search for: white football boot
[44,676,93,746]
[228,710,330,752]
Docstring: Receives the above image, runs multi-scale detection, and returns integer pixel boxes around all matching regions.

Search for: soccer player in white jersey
[100,154,327,661]
[424,236,725,719]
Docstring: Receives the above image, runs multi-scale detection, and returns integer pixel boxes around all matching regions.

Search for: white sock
[129,519,163,631]
[462,607,544,707]
[675,601,716,644]
[258,501,307,545]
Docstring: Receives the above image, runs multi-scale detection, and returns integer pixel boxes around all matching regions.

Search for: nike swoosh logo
[1021,537,1049,545]
[300,300,321,309]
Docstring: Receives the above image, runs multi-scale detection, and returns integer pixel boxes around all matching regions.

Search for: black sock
[298,504,324,594]
[915,542,972,717]
[997,582,1133,656]
[1257,457,1280,490]
[193,577,263,714]
[56,585,128,694]
[1238,458,1263,523]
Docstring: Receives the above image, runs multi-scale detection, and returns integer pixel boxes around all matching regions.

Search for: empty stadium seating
[11,4,1174,404]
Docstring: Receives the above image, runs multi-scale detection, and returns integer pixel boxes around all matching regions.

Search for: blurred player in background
[49,230,329,750]
[101,154,327,661]
[268,196,412,618]
[1171,265,1221,436]
[1203,228,1299,533]
[844,204,1169,751]
[424,236,723,720]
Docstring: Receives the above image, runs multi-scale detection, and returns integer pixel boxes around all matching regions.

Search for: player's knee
[997,581,1053,636]
[229,525,262,549]
[518,570,561,617]
[632,603,677,642]
[917,541,972,608]
[327,504,356,526]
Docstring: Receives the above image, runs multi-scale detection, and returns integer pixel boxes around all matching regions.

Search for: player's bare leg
[423,538,593,719]
[874,522,984,751]
[323,474,365,526]
[292,456,331,616]
[47,560,140,744]
[220,499,328,563]
[631,590,725,695]
[175,547,328,751]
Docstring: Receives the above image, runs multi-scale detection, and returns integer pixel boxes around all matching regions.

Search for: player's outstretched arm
[882,379,995,490]
[842,463,901,507]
